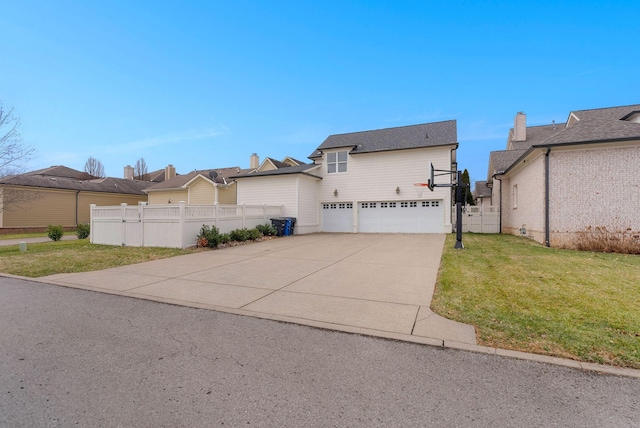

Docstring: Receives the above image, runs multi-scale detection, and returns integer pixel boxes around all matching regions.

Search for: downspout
[75,190,80,226]
[544,147,551,247]
[492,173,503,233]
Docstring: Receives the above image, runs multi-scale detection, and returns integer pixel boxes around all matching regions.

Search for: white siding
[296,175,320,234]
[316,146,455,231]
[237,175,297,212]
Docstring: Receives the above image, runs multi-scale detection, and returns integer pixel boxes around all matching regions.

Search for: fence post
[214,202,219,229]
[89,204,96,244]
[139,202,146,247]
[179,201,186,249]
[120,203,128,246]
[263,204,267,223]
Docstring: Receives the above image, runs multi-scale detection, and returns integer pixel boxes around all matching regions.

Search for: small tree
[84,156,105,178]
[0,103,36,213]
[0,104,34,178]
[461,169,475,206]
[134,157,148,180]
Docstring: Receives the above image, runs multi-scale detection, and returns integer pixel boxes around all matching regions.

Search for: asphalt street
[1,277,639,427]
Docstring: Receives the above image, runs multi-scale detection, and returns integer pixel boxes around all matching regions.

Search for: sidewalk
[0,235,78,247]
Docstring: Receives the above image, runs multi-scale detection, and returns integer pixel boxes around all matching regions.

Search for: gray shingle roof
[309,120,457,158]
[508,123,565,150]
[145,166,250,191]
[489,149,527,174]
[0,168,150,195]
[570,104,640,122]
[473,181,492,198]
[538,118,640,146]
[233,164,321,179]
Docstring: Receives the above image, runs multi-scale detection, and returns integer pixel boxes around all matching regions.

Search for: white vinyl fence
[90,202,284,249]
[455,205,500,233]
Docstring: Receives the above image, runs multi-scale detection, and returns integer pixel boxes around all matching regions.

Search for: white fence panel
[457,206,500,233]
[90,202,284,249]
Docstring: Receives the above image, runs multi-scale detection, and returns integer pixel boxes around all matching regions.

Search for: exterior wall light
[334,189,338,197]
[396,186,400,194]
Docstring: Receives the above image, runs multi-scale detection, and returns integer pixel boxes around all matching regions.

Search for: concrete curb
[8,273,640,380]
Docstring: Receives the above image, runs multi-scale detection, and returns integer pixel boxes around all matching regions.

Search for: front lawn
[432,233,640,369]
[0,240,197,277]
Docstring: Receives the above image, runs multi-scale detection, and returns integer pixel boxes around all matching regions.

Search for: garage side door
[358,200,443,233]
[321,202,353,232]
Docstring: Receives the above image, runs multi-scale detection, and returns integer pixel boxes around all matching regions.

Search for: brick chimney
[165,164,176,180]
[250,153,259,169]
[124,165,134,180]
[513,112,526,142]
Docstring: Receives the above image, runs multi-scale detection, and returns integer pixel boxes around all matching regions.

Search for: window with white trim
[327,151,348,173]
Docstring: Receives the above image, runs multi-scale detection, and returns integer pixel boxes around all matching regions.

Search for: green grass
[0,240,197,277]
[432,233,640,368]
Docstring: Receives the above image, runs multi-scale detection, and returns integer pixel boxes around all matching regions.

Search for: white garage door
[358,200,444,233]
[321,202,353,232]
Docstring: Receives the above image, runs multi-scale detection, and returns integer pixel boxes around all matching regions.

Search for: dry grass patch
[0,240,197,277]
[432,233,640,369]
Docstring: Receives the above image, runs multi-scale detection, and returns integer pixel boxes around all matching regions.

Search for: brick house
[487,104,640,247]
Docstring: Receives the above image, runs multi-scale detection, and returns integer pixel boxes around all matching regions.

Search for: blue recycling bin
[283,217,296,236]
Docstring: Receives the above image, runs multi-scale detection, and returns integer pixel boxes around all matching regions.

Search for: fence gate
[460,206,499,233]
[122,205,143,246]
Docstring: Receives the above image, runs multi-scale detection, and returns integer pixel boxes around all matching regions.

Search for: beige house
[234,121,458,234]
[487,104,640,247]
[0,166,151,231]
[144,165,253,205]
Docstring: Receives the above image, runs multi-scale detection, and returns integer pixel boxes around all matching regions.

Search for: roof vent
[425,133,429,138]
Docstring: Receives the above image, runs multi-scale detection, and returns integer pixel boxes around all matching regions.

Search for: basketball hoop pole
[454,170,464,249]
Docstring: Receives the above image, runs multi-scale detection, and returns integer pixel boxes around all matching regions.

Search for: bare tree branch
[84,156,105,178]
[0,104,34,178]
[134,157,148,181]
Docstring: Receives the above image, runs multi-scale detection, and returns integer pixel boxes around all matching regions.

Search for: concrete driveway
[42,233,476,345]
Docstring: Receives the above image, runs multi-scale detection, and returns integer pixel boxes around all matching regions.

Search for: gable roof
[473,181,492,198]
[233,163,321,179]
[0,166,150,195]
[539,118,640,146]
[569,104,640,123]
[489,149,527,175]
[508,123,565,150]
[144,166,252,192]
[309,120,457,158]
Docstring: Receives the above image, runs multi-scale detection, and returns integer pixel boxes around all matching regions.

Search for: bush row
[46,224,91,241]
[196,223,278,248]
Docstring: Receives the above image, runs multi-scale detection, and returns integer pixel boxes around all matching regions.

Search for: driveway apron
[42,233,476,345]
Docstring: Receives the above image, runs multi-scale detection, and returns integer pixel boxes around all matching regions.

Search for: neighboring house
[487,104,640,247]
[144,165,253,205]
[0,166,151,230]
[233,120,458,234]
[472,180,492,209]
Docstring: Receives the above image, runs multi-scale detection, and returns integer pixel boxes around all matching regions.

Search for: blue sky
[1,1,638,186]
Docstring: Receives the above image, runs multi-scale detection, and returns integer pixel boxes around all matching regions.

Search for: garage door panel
[358,200,443,233]
[322,202,353,233]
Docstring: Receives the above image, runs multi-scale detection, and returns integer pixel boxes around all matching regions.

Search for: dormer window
[327,151,348,173]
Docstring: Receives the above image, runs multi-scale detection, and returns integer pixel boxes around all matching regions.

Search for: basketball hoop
[414,183,430,197]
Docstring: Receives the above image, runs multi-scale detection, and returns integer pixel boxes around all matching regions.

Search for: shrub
[47,224,64,241]
[219,233,231,244]
[197,225,221,248]
[573,226,640,255]
[256,223,278,236]
[230,228,261,242]
[76,223,90,239]
[230,228,252,242]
